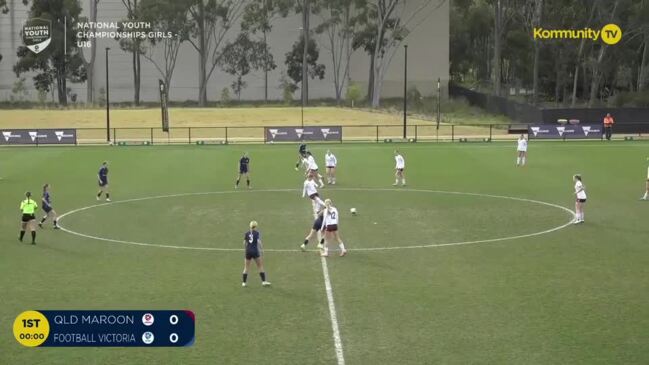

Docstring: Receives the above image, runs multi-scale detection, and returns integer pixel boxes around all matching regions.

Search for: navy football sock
[242,273,248,283]
[260,272,266,282]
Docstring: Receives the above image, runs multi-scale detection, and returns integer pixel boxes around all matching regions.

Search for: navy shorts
[99,180,108,187]
[43,205,52,213]
[245,250,260,260]
[313,217,324,231]
[576,198,587,203]
[239,167,248,174]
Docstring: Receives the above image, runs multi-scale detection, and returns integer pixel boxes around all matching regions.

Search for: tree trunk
[571,1,597,106]
[302,0,310,106]
[86,63,94,104]
[264,29,268,102]
[367,51,374,102]
[133,43,141,105]
[639,35,649,91]
[197,0,207,106]
[588,0,618,106]
[493,0,502,96]
[86,0,98,104]
[532,42,539,104]
[57,67,67,105]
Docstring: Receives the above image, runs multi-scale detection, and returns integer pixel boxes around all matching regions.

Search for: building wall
[0,0,449,103]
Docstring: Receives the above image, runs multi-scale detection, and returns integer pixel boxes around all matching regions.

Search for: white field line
[320,256,346,365]
[57,188,575,252]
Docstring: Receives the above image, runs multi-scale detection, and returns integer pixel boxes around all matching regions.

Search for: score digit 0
[169,314,178,325]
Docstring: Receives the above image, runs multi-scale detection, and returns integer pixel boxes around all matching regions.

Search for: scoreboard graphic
[13,310,195,347]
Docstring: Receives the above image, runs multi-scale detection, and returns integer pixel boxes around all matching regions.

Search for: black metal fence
[67,124,507,145]
[450,84,649,134]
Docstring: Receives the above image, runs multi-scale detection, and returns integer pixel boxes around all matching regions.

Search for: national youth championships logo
[534,24,622,45]
[22,18,52,54]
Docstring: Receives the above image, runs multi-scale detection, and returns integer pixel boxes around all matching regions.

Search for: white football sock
[402,178,406,185]
[522,157,526,165]
[339,242,345,251]
[517,157,521,165]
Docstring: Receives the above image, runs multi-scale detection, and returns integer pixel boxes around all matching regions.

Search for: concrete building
[0,0,448,103]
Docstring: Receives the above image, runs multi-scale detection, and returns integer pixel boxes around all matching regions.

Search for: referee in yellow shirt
[20,192,38,244]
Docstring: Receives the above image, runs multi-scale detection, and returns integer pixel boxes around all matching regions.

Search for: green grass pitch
[1,141,649,364]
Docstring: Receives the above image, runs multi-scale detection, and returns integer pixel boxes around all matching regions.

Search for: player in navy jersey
[242,220,271,287]
[96,161,111,201]
[235,152,251,189]
[300,208,325,251]
[38,183,59,229]
[295,143,308,170]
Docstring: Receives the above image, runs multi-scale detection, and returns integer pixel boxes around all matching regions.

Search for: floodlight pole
[105,47,111,142]
[403,44,408,139]
[436,77,441,129]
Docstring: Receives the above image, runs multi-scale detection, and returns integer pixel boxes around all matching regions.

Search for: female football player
[96,161,110,201]
[301,208,325,251]
[516,134,528,167]
[320,199,347,257]
[302,175,325,217]
[393,150,406,186]
[325,150,337,185]
[573,174,587,224]
[242,220,271,287]
[39,183,59,229]
[235,152,251,189]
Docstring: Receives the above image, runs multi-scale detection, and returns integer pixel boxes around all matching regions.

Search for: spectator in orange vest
[603,113,615,140]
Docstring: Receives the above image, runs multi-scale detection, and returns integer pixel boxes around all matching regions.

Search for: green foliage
[241,0,293,34]
[346,81,362,106]
[10,77,28,102]
[612,91,649,107]
[97,87,106,107]
[279,74,296,104]
[37,88,48,105]
[406,86,422,108]
[220,87,231,105]
[14,0,87,105]
[219,33,276,100]
[284,35,325,88]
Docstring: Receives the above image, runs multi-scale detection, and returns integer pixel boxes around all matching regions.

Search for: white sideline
[320,255,346,365]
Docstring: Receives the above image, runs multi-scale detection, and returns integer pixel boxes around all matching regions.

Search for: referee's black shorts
[21,214,36,222]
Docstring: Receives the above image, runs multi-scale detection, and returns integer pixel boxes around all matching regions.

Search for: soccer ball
[350,208,357,215]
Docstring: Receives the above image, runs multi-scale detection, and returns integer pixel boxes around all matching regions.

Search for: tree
[241,0,293,102]
[140,0,191,102]
[14,0,87,105]
[314,0,357,104]
[117,0,144,105]
[219,33,275,101]
[285,35,325,91]
[353,0,445,107]
[186,0,250,106]
[519,0,543,104]
[78,0,100,104]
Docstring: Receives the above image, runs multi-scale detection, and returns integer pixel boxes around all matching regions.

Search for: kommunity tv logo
[533,24,622,45]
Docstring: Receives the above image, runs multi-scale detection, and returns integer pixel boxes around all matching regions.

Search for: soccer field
[1,141,649,364]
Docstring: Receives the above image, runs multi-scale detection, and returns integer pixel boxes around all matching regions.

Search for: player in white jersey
[320,199,347,257]
[302,175,325,217]
[573,174,587,224]
[393,150,406,186]
[305,152,325,188]
[325,150,337,185]
[516,135,528,167]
